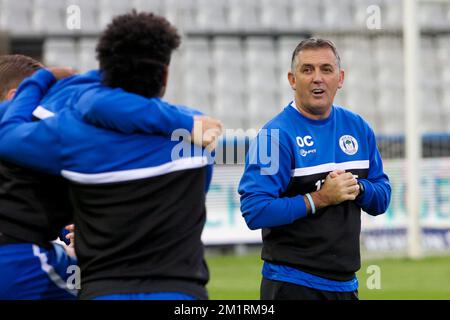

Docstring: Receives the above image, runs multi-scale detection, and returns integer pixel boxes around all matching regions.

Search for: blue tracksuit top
[238,102,391,286]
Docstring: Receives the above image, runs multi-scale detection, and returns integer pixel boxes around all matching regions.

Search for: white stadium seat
[0,0,34,34]
[43,38,79,69]
[33,0,68,34]
[196,0,228,31]
[289,0,322,30]
[228,0,260,31]
[66,0,100,33]
[98,0,135,30]
[78,38,98,72]
[260,0,290,31]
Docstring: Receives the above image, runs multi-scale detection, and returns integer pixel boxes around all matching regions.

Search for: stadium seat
[98,0,135,30]
[228,0,260,31]
[215,92,247,129]
[279,84,294,107]
[164,49,184,102]
[196,0,228,31]
[420,38,440,89]
[78,38,98,72]
[442,2,450,29]
[278,36,303,70]
[43,38,79,69]
[289,0,322,30]
[351,0,383,30]
[382,0,402,30]
[345,88,378,126]
[322,0,354,30]
[248,91,280,129]
[132,0,165,15]
[247,67,278,93]
[377,65,404,90]
[0,0,34,34]
[184,38,213,67]
[441,91,450,130]
[246,37,277,69]
[436,35,450,64]
[379,114,404,135]
[260,0,290,31]
[215,65,246,96]
[420,88,445,133]
[32,0,68,34]
[377,89,404,135]
[340,36,372,64]
[441,63,450,88]
[212,37,244,68]
[419,1,447,29]
[333,90,347,107]
[374,36,403,64]
[185,91,213,115]
[163,0,198,32]
[184,66,213,95]
[67,0,100,33]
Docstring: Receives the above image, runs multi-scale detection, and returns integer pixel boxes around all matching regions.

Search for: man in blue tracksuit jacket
[238,38,391,300]
[0,12,218,300]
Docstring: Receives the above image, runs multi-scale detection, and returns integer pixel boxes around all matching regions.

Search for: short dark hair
[96,10,181,98]
[291,38,341,71]
[0,54,43,101]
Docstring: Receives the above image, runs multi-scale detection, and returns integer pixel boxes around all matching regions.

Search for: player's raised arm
[0,68,73,174]
[75,84,223,149]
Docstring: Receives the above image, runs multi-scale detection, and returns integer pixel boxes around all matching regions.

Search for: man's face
[288,47,344,117]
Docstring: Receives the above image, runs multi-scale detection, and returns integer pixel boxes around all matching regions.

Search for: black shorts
[260,278,359,300]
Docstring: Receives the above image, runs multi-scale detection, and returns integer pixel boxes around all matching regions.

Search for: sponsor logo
[300,149,317,157]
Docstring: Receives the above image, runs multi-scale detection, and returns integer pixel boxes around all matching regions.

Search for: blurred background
[1,0,450,299]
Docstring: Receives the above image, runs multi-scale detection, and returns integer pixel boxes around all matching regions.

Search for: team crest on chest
[339,135,358,155]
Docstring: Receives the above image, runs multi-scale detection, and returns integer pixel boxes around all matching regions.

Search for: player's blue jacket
[0,69,198,247]
[238,102,391,285]
[0,101,8,119]
[0,69,213,299]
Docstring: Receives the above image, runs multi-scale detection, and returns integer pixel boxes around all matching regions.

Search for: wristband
[305,193,316,215]
[356,181,365,200]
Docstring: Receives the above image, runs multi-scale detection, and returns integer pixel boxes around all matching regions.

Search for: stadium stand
[1,0,450,140]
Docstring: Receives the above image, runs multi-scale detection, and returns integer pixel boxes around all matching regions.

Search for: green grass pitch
[206,253,450,300]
